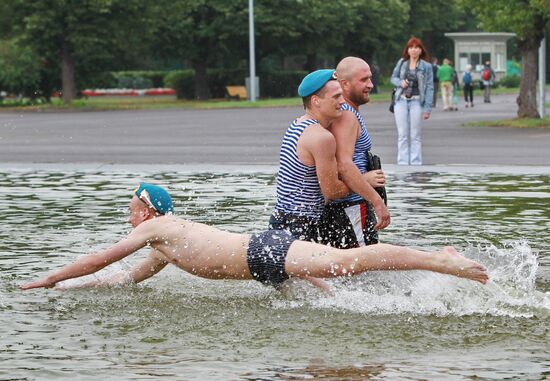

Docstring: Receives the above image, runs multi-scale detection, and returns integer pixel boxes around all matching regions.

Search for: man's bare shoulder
[130,216,188,239]
[330,108,359,133]
[302,123,335,143]
[307,127,337,157]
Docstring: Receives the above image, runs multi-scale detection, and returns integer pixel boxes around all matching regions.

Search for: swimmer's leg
[285,241,488,284]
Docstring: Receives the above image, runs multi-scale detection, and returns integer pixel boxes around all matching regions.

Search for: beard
[349,88,370,106]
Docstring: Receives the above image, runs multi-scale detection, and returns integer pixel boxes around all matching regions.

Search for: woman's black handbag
[389,89,397,113]
[389,59,404,113]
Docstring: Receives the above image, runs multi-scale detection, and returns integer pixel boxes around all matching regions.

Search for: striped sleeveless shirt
[274,118,325,219]
[334,103,372,203]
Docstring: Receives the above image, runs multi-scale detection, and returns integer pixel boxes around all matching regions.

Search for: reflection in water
[246,361,385,380]
[0,169,549,380]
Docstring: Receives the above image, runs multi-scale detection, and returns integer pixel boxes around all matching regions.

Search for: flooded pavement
[1,167,548,380]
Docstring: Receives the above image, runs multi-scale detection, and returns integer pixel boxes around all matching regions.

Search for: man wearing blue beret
[319,57,391,249]
[269,69,373,241]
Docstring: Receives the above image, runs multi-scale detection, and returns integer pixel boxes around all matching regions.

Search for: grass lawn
[0,86,524,112]
[465,116,550,129]
[0,96,303,111]
[0,91,395,111]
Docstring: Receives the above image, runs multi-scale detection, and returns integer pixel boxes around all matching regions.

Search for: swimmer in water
[20,183,489,292]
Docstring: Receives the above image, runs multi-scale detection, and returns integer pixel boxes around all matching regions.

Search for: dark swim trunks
[247,229,296,288]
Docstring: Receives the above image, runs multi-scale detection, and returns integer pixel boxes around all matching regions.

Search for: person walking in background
[451,61,460,111]
[390,36,434,166]
[463,64,474,108]
[431,57,439,107]
[436,58,454,111]
[481,61,496,103]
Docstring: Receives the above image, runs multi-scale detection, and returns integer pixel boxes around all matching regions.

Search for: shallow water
[1,168,549,380]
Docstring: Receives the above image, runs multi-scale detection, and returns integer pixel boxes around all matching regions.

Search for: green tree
[153,0,248,100]
[0,38,57,100]
[254,0,302,64]
[8,0,152,103]
[461,0,550,118]
[405,0,466,56]
[254,0,408,73]
[337,0,409,71]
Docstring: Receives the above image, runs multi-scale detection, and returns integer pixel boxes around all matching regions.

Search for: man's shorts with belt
[318,199,378,249]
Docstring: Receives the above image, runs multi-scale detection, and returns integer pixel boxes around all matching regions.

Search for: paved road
[1,93,549,166]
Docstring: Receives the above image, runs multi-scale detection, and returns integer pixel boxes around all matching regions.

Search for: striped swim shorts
[247,229,296,288]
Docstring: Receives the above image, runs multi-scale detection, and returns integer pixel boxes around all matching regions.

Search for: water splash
[274,240,548,318]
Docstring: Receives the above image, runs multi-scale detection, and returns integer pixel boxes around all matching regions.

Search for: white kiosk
[444,32,515,81]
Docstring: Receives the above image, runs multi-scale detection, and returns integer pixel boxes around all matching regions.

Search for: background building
[445,32,516,80]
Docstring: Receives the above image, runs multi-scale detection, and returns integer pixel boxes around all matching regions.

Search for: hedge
[496,75,521,88]
[111,71,169,89]
[163,69,306,99]
[104,69,308,99]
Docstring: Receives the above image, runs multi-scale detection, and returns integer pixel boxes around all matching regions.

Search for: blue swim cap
[298,69,337,97]
[134,183,174,215]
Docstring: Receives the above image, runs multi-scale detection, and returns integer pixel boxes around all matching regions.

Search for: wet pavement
[0,93,548,167]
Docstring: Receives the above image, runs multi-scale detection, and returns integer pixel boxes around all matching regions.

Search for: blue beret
[298,69,337,97]
[134,182,174,215]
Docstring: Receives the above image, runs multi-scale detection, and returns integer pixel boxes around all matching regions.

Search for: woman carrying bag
[390,36,434,165]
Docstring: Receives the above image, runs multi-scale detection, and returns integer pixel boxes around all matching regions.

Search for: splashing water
[273,240,548,318]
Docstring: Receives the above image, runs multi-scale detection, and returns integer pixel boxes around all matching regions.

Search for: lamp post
[248,0,256,102]
[539,35,546,118]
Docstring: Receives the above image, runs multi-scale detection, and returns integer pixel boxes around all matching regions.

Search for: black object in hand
[366,151,388,205]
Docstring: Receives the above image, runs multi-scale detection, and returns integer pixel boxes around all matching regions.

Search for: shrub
[165,68,308,99]
[208,68,247,98]
[0,38,56,100]
[80,71,117,89]
[497,75,521,88]
[164,70,195,99]
[164,68,248,99]
[111,71,168,89]
[260,70,307,98]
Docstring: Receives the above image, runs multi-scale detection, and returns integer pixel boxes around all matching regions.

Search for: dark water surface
[1,168,548,380]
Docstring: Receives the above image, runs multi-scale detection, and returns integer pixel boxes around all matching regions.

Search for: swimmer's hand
[303,276,334,296]
[20,277,56,290]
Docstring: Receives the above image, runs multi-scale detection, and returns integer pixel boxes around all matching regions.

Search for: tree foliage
[0,38,49,98]
[5,0,152,103]
[153,0,248,99]
[2,0,525,102]
[460,0,550,118]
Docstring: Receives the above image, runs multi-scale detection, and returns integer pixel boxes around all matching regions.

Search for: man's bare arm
[20,223,154,290]
[57,248,169,289]
[127,248,169,284]
[308,129,351,200]
[331,112,391,229]
[302,275,333,295]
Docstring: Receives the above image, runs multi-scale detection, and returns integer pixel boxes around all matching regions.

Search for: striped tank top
[334,103,372,203]
[274,118,325,219]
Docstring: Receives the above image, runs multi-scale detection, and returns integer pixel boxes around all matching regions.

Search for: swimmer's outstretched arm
[20,226,152,290]
[57,249,169,289]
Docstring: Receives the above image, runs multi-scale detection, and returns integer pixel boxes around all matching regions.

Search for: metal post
[539,36,546,118]
[248,0,256,102]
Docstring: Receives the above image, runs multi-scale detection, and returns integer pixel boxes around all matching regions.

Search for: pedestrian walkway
[0,93,548,166]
